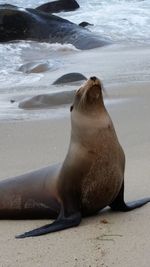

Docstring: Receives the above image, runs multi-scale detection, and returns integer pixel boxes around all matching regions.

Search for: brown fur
[58,77,125,216]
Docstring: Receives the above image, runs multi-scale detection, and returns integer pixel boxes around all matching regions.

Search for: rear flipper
[16,211,81,238]
[110,182,150,212]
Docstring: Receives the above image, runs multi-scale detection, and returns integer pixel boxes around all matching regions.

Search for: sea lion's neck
[70,106,112,145]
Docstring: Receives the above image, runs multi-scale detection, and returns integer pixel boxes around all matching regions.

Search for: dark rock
[0,5,111,49]
[79,21,93,28]
[53,73,87,85]
[36,0,79,13]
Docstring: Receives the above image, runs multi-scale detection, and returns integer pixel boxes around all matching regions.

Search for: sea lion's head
[70,76,104,114]
[70,76,109,143]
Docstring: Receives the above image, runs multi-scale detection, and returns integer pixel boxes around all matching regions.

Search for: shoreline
[1,43,150,121]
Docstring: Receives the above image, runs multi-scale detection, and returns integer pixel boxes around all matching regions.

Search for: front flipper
[110,182,150,212]
[16,212,81,238]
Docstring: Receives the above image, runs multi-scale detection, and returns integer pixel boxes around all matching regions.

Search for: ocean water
[0,0,150,120]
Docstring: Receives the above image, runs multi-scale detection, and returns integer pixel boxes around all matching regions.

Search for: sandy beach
[0,75,150,266]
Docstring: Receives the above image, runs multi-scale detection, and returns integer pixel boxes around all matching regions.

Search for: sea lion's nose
[90,76,97,82]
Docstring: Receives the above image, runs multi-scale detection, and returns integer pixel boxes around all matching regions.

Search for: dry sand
[0,80,150,267]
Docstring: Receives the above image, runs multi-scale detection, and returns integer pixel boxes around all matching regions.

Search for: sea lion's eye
[70,105,73,112]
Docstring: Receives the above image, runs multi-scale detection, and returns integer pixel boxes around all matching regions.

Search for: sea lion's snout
[76,77,101,95]
[72,77,103,113]
[86,77,101,94]
[89,76,101,86]
[90,76,97,82]
[75,77,102,100]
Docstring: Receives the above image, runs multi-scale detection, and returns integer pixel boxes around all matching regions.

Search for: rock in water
[36,0,80,13]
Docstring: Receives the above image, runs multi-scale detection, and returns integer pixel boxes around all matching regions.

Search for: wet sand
[0,79,150,266]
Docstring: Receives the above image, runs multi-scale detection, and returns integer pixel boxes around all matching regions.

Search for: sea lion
[18,61,51,74]
[0,77,149,239]
[36,0,80,13]
[19,73,87,109]
[0,5,110,49]
[19,90,75,109]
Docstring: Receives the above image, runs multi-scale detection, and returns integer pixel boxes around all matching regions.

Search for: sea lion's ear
[70,105,74,112]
